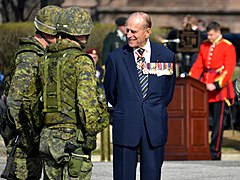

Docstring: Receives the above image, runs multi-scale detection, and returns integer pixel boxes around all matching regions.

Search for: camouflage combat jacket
[7,36,44,131]
[40,39,109,135]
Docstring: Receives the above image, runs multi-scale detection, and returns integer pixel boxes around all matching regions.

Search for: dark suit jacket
[104,41,176,147]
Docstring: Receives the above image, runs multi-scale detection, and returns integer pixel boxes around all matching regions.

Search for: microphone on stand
[160,38,180,44]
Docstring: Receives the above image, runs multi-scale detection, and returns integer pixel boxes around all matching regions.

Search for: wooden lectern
[165,77,211,160]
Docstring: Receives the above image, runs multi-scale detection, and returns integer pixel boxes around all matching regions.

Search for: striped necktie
[136,48,148,98]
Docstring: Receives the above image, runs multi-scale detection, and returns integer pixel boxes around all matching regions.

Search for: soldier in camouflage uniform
[6,5,63,179]
[39,6,109,180]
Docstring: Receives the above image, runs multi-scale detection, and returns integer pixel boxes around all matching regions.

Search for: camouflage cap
[34,5,63,35]
[57,6,94,36]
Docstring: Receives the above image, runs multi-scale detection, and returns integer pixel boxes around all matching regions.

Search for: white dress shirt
[134,39,151,63]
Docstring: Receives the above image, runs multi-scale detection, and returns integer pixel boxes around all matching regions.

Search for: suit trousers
[113,119,165,180]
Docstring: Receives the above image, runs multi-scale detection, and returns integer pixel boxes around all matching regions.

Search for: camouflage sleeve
[7,52,38,130]
[75,55,108,135]
[96,81,110,132]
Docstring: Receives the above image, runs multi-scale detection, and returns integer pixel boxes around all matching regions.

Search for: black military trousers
[209,101,226,160]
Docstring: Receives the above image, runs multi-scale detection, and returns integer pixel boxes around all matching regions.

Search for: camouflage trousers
[39,125,93,180]
[6,141,42,180]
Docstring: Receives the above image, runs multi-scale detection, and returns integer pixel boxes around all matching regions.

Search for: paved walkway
[1,145,240,180]
[1,160,240,180]
[91,161,240,180]
[1,130,240,179]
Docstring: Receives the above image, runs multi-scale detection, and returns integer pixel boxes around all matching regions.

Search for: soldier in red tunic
[189,21,236,160]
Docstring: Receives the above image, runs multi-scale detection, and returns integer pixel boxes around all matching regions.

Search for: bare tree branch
[1,0,10,22]
[9,0,20,21]
[18,0,27,21]
[1,0,65,23]
[24,1,39,21]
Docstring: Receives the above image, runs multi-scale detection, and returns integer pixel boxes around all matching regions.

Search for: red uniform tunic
[189,36,236,104]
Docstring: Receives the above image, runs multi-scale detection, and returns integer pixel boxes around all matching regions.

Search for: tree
[0,0,64,23]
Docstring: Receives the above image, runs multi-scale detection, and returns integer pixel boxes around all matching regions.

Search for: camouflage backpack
[41,46,92,126]
[41,44,109,127]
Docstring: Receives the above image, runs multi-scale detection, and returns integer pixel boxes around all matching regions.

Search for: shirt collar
[134,39,151,54]
[213,34,223,45]
[134,39,151,63]
[117,29,124,38]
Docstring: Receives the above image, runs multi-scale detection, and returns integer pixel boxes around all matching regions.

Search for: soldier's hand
[83,135,97,153]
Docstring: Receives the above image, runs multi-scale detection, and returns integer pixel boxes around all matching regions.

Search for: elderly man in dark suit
[104,12,176,180]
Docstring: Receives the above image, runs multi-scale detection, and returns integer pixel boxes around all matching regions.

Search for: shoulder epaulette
[15,39,44,58]
[223,39,232,45]
[15,45,44,57]
[75,51,94,65]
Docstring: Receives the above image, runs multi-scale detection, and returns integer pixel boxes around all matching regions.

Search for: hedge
[0,22,169,74]
[0,22,35,73]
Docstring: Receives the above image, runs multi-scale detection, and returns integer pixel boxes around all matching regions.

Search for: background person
[87,48,104,83]
[166,14,198,53]
[101,16,127,64]
[197,18,206,33]
[189,21,236,160]
[104,12,176,179]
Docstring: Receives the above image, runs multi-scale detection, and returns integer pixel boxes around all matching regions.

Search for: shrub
[0,22,35,73]
[86,23,115,53]
[0,22,169,74]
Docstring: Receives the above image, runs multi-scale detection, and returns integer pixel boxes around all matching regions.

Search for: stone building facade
[63,0,240,33]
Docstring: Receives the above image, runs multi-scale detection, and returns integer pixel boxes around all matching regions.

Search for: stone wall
[95,0,240,33]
